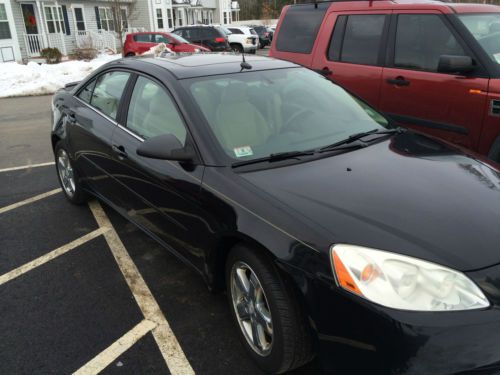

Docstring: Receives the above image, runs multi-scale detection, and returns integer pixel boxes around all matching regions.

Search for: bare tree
[109,0,137,52]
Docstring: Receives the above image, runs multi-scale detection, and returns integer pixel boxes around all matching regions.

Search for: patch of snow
[0,53,121,98]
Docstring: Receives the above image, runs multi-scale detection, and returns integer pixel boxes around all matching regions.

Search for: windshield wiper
[232,150,315,168]
[319,127,405,153]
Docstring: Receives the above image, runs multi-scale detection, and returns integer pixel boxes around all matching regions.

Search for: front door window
[21,4,38,35]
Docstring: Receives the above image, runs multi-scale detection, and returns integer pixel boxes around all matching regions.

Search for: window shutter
[61,5,70,35]
[95,7,101,29]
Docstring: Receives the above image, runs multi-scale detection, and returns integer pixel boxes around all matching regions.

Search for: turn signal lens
[331,244,490,311]
[333,251,363,296]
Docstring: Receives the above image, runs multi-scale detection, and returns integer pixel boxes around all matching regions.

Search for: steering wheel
[280,108,315,134]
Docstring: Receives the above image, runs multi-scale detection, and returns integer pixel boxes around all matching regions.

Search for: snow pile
[0,53,121,98]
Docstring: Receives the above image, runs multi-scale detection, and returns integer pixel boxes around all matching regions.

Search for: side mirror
[136,134,195,162]
[437,55,474,74]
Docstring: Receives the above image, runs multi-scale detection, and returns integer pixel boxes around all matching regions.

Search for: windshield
[183,68,389,162]
[459,13,500,64]
[170,33,190,44]
[218,26,232,35]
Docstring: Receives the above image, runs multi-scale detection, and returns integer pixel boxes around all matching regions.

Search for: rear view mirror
[437,55,474,74]
[137,134,195,162]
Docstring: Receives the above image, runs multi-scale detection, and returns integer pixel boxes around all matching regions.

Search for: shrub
[74,48,98,61]
[40,47,62,64]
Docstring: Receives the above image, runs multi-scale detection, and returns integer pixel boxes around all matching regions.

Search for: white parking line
[0,188,62,215]
[73,319,156,375]
[0,161,55,173]
[88,200,194,375]
[0,227,108,286]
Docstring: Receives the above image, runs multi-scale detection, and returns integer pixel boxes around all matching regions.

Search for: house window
[223,12,227,25]
[156,8,163,29]
[73,7,86,31]
[99,7,114,31]
[167,9,173,28]
[44,5,65,34]
[120,7,128,30]
[177,9,183,26]
[0,4,12,40]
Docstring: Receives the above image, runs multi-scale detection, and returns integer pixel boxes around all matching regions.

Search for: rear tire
[55,142,88,205]
[226,244,315,374]
[125,52,135,57]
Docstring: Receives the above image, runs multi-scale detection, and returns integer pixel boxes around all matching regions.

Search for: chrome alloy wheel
[57,149,76,197]
[230,261,273,356]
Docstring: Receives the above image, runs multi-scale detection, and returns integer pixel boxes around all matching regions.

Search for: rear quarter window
[276,3,329,54]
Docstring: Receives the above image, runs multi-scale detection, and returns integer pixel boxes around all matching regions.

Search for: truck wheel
[226,244,315,374]
[488,136,500,164]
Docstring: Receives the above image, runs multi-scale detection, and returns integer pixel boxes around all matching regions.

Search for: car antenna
[240,49,252,71]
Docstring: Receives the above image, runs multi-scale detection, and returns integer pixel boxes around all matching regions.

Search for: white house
[0,0,239,63]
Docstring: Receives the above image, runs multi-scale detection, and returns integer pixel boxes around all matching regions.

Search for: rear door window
[90,71,130,120]
[153,34,171,43]
[134,34,152,43]
[394,14,466,72]
[276,3,329,54]
[77,79,96,103]
[328,14,387,65]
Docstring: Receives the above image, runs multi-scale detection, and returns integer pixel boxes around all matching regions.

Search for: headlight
[331,244,489,311]
[194,48,200,53]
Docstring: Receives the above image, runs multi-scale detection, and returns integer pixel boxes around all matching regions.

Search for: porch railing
[23,32,67,58]
[23,34,45,58]
[76,30,117,52]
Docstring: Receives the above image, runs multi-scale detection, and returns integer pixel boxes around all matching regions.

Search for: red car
[123,32,209,57]
[270,0,500,164]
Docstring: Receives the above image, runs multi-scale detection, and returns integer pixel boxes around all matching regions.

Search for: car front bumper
[307,263,500,374]
[243,45,257,53]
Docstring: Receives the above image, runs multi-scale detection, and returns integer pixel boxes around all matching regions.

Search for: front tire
[226,244,314,374]
[55,142,88,205]
[231,44,243,53]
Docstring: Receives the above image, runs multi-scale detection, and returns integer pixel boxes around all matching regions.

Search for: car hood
[238,132,500,271]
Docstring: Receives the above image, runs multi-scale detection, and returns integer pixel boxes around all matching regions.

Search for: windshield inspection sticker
[234,146,254,158]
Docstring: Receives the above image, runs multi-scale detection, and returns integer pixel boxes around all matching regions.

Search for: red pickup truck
[270,0,500,164]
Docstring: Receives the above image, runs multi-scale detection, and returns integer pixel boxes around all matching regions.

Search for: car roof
[291,0,500,14]
[134,53,299,79]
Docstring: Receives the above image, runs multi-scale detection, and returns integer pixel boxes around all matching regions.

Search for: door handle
[112,144,128,160]
[386,76,410,86]
[315,67,333,76]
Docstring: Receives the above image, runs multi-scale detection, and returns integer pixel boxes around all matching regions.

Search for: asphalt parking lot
[0,49,320,374]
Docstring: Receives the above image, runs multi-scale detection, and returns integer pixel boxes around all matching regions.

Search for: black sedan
[51,54,500,374]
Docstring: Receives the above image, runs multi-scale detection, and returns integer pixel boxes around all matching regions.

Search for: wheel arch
[208,232,276,293]
[488,134,500,163]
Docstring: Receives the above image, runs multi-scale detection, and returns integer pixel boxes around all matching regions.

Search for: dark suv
[172,26,230,52]
[270,0,500,164]
[251,25,271,48]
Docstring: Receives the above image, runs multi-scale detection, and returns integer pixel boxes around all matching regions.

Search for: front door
[21,3,40,55]
[379,12,489,150]
[108,74,207,270]
[312,11,391,107]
